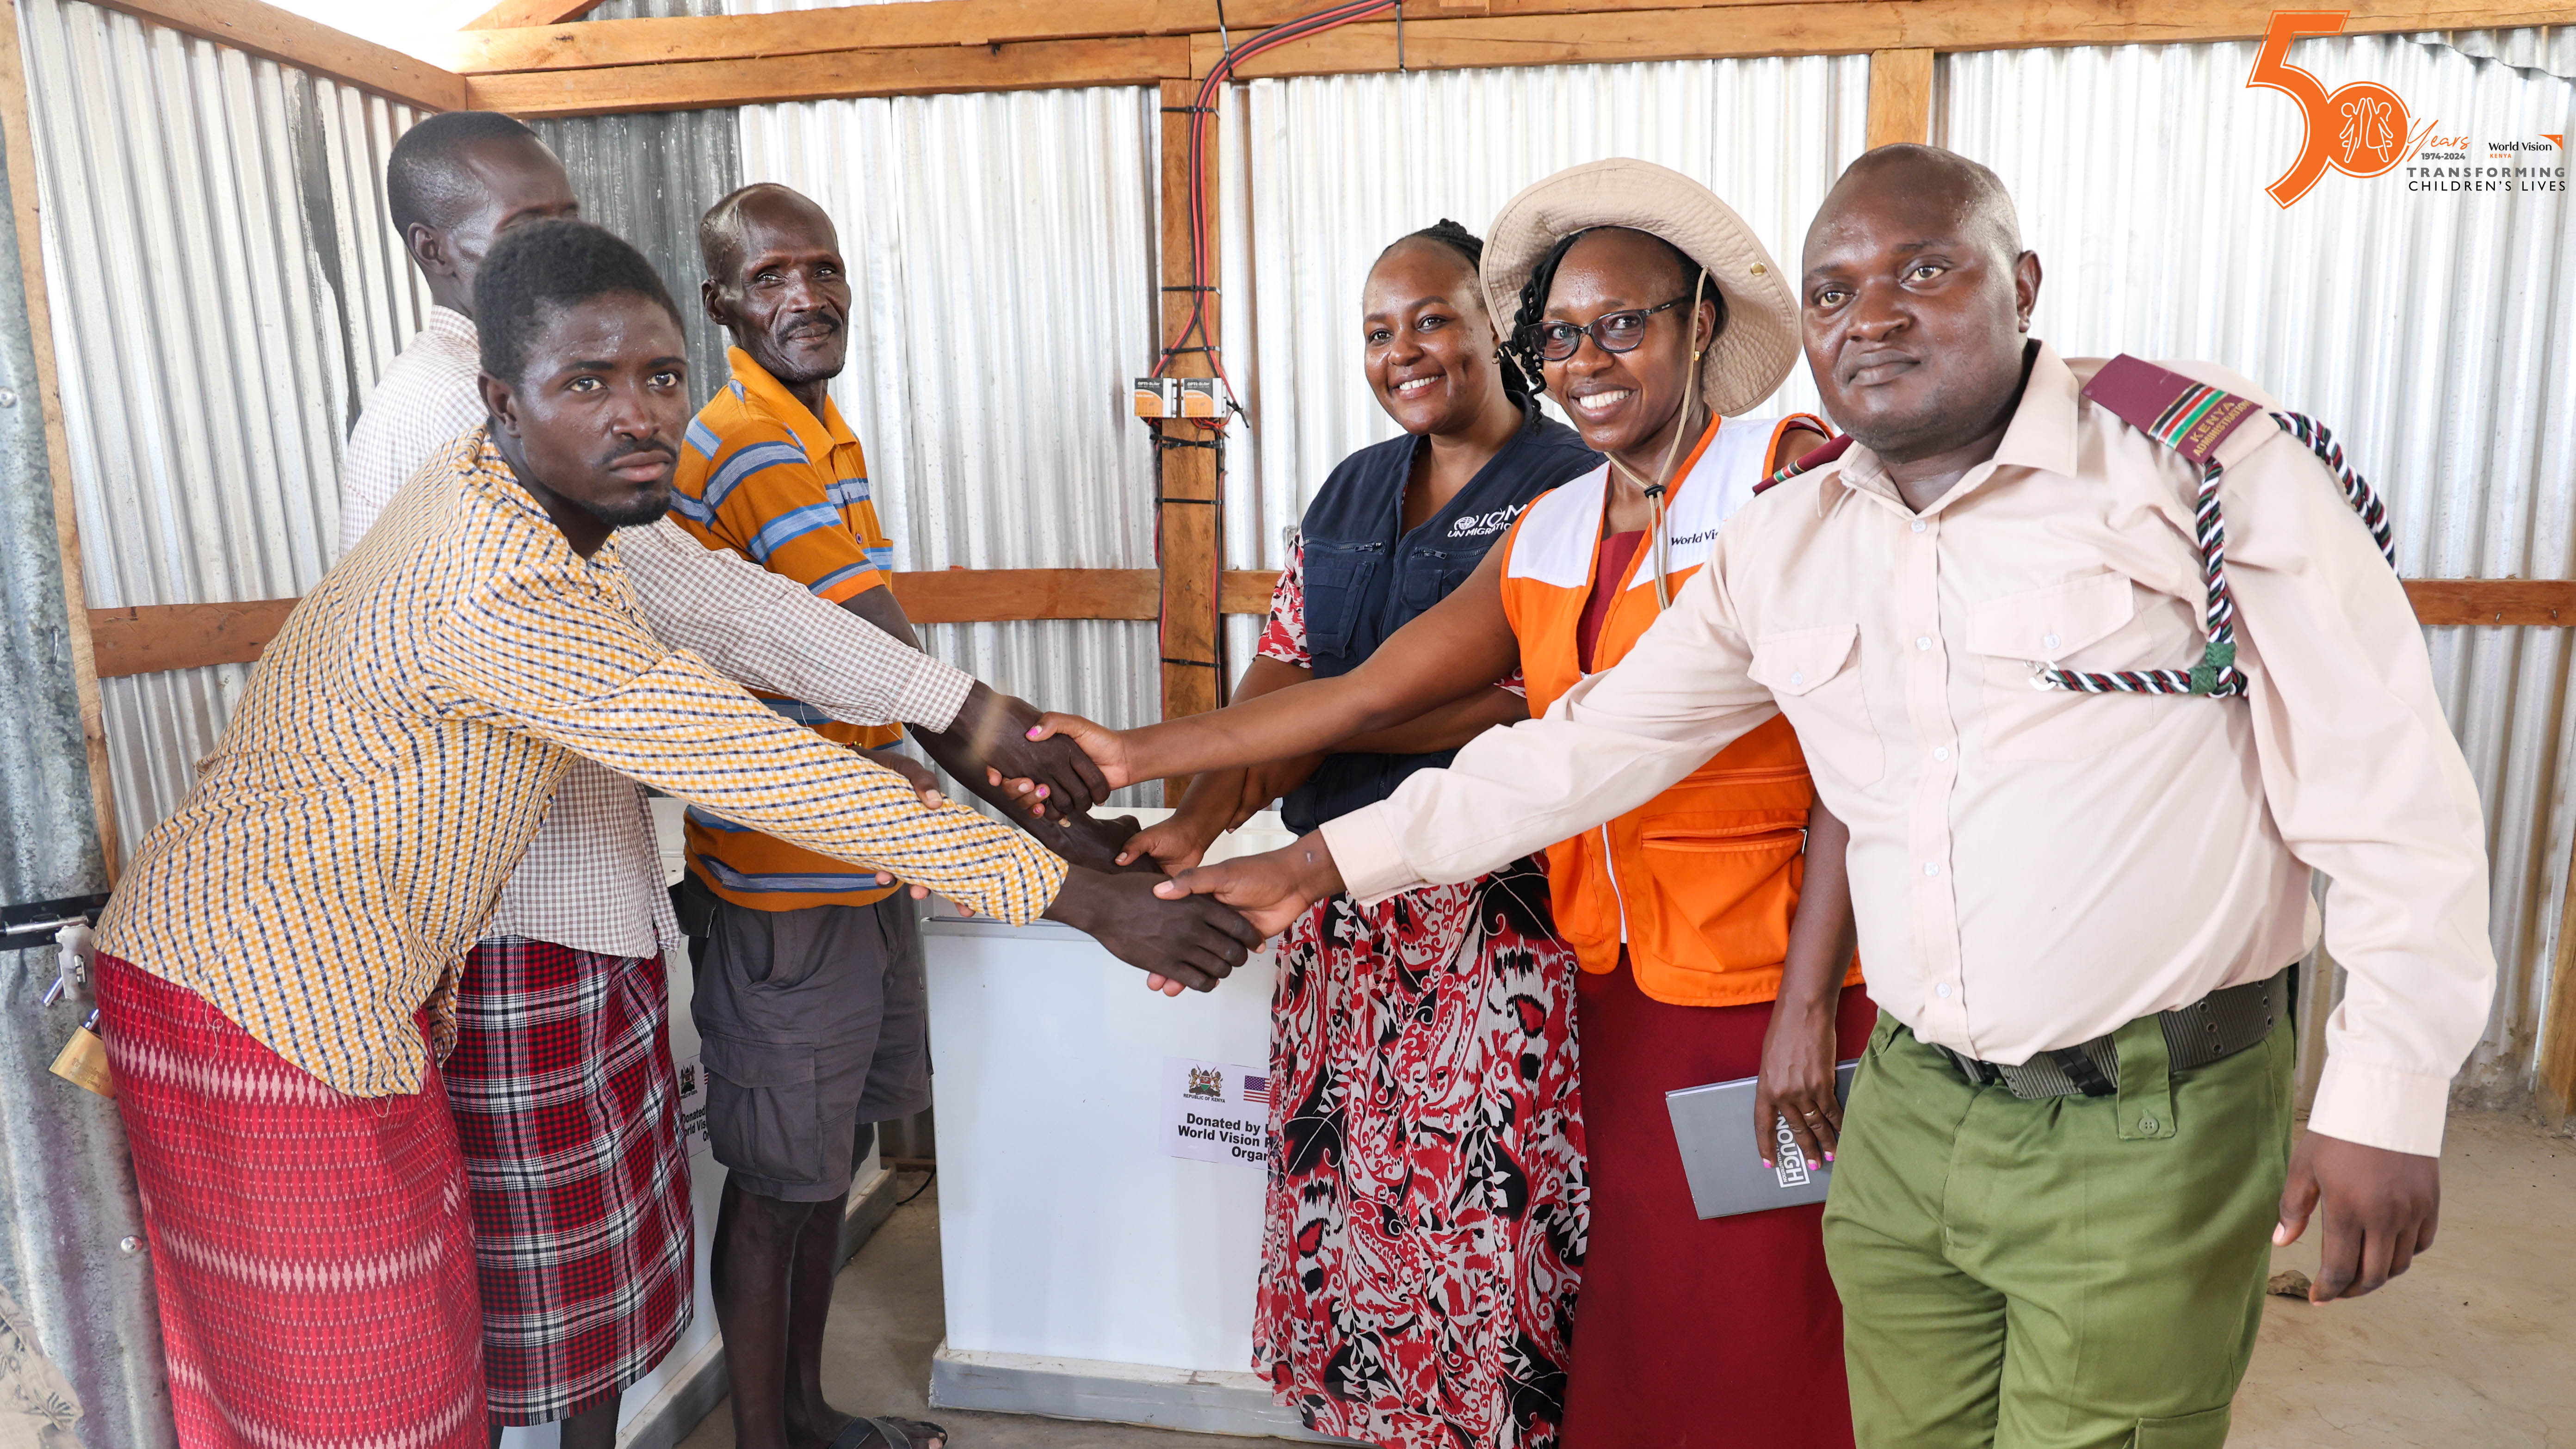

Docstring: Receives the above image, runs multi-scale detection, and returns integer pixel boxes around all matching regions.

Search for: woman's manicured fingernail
[1823,1153,1834,1162]
[1035,785,1050,799]
[2273,1223,2292,1246]
[1760,1159,1772,1170]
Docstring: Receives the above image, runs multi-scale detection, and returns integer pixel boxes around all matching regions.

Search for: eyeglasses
[1519,296,1696,363]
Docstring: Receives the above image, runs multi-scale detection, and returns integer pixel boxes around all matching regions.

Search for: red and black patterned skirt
[96,952,488,1449]
[1252,858,1587,1449]
[443,938,693,1425]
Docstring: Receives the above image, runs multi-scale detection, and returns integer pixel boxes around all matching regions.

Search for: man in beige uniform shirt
[1157,145,2496,1447]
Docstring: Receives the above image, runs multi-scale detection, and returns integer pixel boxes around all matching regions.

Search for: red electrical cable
[1152,0,1401,719]
[1151,0,1400,395]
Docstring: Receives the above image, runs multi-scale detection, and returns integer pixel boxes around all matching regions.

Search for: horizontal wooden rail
[897,566,1159,623]
[88,568,1165,678]
[1223,570,1281,615]
[2401,579,2576,628]
[88,576,2576,678]
[87,599,299,677]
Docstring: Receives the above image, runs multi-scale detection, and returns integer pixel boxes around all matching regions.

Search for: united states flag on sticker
[1243,1074,1272,1106]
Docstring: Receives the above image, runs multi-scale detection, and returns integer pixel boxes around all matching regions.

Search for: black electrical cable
[896,1165,938,1206]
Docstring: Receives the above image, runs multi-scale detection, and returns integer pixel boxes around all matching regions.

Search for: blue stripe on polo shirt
[686,804,749,832]
[745,504,844,564]
[808,561,875,598]
[758,696,835,727]
[667,490,716,527]
[698,855,889,894]
[826,475,871,508]
[699,441,809,513]
[685,418,722,460]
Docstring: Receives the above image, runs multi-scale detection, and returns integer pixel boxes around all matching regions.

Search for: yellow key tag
[50,1012,116,1098]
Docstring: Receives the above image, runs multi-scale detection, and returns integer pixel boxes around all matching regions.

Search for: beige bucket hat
[1482,158,1800,419]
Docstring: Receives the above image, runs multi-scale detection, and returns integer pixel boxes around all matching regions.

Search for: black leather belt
[1930,967,2291,1100]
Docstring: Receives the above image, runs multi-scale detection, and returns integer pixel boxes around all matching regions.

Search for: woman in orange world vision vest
[1039,160,1869,1447]
[1123,219,1598,1449]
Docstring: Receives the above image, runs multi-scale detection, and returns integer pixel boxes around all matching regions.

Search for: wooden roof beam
[467,33,1189,115]
[466,0,614,31]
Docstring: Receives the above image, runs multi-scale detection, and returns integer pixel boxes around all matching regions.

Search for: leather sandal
[828,1416,947,1449]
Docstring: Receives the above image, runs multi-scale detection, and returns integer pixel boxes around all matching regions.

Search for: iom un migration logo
[2248,11,2414,206]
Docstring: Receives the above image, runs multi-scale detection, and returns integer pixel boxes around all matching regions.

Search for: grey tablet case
[1665,1059,1859,1220]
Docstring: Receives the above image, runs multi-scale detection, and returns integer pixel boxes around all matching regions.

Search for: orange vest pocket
[1630,822,1806,994]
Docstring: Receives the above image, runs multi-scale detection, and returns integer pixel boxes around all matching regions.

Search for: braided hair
[1501,227,1727,399]
[1378,219,1531,405]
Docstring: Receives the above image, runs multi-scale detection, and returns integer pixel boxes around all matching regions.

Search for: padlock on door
[51,1008,115,1098]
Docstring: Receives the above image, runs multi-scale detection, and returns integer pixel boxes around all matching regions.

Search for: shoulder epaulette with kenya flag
[2024,354,2398,700]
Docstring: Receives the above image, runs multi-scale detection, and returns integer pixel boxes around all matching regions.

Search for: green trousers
[1822,1011,2295,1449]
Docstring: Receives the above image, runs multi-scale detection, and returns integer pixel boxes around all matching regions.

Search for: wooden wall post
[0,0,120,879]
[1865,47,1935,149]
[2542,835,2576,1122]
[1154,74,1223,802]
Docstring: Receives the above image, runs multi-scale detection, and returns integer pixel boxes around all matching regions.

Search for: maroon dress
[1557,531,1869,1449]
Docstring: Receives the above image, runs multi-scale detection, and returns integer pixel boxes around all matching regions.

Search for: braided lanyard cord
[2031,413,2397,698]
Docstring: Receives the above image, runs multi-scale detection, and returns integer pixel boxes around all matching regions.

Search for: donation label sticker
[675,1052,710,1157]
[1160,1055,1273,1170]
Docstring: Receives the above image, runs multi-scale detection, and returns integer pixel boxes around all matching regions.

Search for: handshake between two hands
[855,697,1334,998]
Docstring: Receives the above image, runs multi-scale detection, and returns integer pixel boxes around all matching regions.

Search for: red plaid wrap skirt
[95,952,487,1449]
[444,937,693,1424]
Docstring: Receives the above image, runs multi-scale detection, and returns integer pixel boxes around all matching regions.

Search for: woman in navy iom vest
[1122,221,1598,1448]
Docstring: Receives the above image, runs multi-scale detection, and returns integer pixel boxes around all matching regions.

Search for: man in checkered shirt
[343,114,1135,1448]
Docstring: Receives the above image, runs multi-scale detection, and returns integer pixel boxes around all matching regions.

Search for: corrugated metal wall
[1940,35,2576,1103]
[18,0,424,856]
[1215,56,1872,665]
[531,108,744,407]
[0,38,166,1443]
[735,87,1167,799]
[547,0,745,406]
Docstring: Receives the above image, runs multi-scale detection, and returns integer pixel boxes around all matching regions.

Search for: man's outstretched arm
[622,519,1111,814]
[427,581,1257,986]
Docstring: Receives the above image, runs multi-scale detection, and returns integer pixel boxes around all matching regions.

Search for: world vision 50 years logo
[2248,10,2567,206]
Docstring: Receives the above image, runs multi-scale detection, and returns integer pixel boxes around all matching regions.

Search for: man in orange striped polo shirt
[673,182,1138,1449]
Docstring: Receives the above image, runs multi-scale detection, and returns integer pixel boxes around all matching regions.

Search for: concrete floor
[2235,1110,2575,1447]
[674,1176,1254,1449]
[680,1111,2575,1448]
